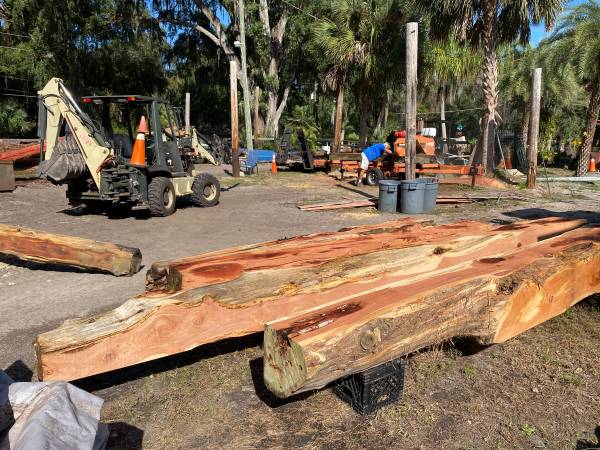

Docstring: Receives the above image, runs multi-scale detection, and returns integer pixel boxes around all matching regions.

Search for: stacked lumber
[34,217,594,382]
[297,193,526,211]
[0,224,142,276]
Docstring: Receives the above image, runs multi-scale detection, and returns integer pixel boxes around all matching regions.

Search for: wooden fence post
[405,22,418,181]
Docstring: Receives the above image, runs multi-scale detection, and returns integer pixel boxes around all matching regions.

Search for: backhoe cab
[37,78,220,216]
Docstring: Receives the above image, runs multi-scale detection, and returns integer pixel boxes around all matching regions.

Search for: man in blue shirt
[357,141,393,185]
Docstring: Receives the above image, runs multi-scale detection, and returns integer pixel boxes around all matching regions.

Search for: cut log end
[145,262,181,291]
[263,325,307,398]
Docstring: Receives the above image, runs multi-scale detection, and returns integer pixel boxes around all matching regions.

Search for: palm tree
[432,0,564,174]
[546,1,600,175]
[312,0,368,151]
[425,37,480,153]
[312,0,412,149]
[499,44,583,170]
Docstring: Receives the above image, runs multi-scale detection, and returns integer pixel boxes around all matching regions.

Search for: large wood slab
[34,218,584,381]
[263,226,600,398]
[0,224,141,276]
[145,219,430,291]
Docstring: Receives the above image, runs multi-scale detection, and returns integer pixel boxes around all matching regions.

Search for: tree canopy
[0,0,597,173]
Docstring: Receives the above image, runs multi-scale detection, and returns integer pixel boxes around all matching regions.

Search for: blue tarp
[242,149,275,171]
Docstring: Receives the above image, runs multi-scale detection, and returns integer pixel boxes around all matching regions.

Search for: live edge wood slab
[263,226,600,398]
[35,217,586,381]
[0,224,141,276]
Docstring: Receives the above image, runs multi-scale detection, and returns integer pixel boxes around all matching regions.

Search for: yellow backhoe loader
[37,78,220,217]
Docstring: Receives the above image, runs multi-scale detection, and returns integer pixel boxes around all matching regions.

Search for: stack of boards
[35,217,600,399]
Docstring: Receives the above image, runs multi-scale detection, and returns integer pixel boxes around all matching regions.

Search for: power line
[279,0,321,21]
[0,31,30,38]
[1,93,36,98]
[1,74,31,81]
[389,106,485,115]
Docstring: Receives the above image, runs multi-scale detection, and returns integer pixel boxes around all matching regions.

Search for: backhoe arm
[38,78,113,188]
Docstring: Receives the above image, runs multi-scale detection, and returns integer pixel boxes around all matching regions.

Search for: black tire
[191,173,220,207]
[365,167,385,186]
[148,177,176,217]
[81,200,106,213]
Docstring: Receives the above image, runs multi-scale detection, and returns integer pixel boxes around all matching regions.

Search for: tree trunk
[373,90,391,138]
[263,226,600,398]
[577,73,600,176]
[358,97,369,146]
[518,98,531,172]
[258,1,291,139]
[334,80,345,152]
[440,85,448,154]
[383,89,390,130]
[478,0,499,174]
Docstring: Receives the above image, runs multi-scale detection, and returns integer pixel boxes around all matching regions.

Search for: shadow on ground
[3,360,33,382]
[504,208,600,223]
[576,426,600,450]
[0,254,135,276]
[105,422,144,450]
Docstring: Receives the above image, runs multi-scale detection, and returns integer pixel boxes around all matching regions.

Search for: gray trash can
[399,180,425,214]
[378,180,400,213]
[421,177,439,213]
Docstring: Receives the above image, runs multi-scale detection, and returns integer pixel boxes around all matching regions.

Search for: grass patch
[558,372,583,386]
[462,365,476,378]
[521,424,536,436]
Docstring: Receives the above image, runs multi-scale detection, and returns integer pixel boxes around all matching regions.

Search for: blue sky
[530,0,586,46]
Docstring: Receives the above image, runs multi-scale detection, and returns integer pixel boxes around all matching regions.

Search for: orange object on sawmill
[393,131,435,157]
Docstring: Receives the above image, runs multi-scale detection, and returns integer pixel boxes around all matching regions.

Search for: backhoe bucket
[38,135,87,183]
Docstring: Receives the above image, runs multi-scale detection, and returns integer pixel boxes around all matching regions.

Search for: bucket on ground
[399,180,425,214]
[378,180,400,213]
[420,177,439,213]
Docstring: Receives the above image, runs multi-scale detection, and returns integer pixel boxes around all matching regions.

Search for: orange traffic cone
[271,153,277,174]
[130,116,148,166]
[589,156,596,173]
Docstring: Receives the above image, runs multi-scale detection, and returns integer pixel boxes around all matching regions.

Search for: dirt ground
[1,164,599,449]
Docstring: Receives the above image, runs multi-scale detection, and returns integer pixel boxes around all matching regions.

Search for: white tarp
[0,370,108,450]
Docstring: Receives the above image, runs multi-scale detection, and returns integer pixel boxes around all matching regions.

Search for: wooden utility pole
[527,68,542,189]
[184,92,191,135]
[237,0,253,151]
[230,59,240,177]
[405,22,418,181]
[334,83,345,152]
[253,86,260,145]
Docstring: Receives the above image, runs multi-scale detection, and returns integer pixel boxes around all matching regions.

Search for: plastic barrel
[421,177,439,213]
[378,180,400,213]
[399,180,425,214]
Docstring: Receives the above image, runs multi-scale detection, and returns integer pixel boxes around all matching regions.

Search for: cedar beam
[34,218,583,381]
[263,227,600,398]
[0,224,141,276]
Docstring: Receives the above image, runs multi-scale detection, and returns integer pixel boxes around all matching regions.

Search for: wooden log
[263,226,600,398]
[34,218,584,381]
[0,224,141,276]
[0,143,40,162]
[145,219,432,292]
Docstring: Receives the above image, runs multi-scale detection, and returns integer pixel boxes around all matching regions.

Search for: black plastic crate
[333,359,405,415]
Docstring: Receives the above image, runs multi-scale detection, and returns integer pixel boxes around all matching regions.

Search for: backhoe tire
[365,167,384,186]
[148,177,176,217]
[191,173,220,207]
